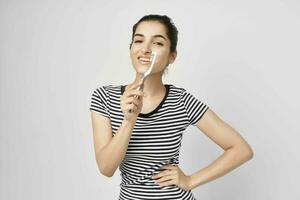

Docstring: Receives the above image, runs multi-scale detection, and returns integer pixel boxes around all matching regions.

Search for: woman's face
[130,20,176,76]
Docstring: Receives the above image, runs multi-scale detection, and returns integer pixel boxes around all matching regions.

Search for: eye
[154,42,163,46]
[134,40,143,43]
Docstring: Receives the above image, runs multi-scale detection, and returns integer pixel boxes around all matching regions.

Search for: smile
[138,57,151,65]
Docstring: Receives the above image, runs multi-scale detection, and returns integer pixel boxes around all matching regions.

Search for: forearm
[96,118,136,177]
[188,146,253,190]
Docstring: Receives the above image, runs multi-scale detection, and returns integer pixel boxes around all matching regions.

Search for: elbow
[230,143,254,161]
[95,152,116,177]
[247,148,254,160]
[96,160,115,177]
[244,150,253,162]
[241,144,254,161]
[100,169,114,178]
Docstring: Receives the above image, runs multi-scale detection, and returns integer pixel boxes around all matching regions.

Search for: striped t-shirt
[89,84,209,200]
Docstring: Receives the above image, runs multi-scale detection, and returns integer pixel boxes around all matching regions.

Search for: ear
[168,51,177,64]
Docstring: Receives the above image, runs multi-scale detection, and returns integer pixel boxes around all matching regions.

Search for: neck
[131,72,165,97]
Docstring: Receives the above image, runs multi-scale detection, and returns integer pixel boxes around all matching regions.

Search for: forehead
[134,21,168,38]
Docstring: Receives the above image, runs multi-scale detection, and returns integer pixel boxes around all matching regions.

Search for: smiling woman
[129,20,177,79]
[89,14,253,200]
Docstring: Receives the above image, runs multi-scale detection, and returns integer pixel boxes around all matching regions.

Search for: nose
[141,41,152,54]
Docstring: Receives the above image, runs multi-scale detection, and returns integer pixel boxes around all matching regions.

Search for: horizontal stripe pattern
[89,84,209,200]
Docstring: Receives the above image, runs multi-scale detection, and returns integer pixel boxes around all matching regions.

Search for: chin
[136,69,148,75]
[134,64,149,71]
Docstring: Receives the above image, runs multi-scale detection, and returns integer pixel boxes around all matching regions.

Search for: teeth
[139,57,150,62]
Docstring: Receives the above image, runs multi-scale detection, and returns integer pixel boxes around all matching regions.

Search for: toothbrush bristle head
[150,52,157,61]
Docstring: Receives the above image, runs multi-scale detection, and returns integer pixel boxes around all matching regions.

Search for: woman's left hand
[151,164,191,191]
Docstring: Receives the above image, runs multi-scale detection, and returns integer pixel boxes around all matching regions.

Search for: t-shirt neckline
[120,84,170,118]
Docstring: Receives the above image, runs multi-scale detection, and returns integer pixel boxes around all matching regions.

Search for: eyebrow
[133,33,167,41]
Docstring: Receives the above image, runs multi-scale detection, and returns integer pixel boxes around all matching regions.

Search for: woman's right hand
[120,83,146,123]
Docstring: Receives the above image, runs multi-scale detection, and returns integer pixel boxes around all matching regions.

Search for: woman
[90,14,253,200]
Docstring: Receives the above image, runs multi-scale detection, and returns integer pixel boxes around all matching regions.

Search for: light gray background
[1,0,299,199]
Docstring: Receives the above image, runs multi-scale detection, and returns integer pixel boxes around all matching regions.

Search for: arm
[91,111,136,177]
[188,108,254,190]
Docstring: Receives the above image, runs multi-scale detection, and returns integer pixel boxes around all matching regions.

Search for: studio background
[1,0,299,199]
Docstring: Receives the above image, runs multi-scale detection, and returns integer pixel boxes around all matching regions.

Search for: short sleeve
[181,90,209,125]
[89,86,110,118]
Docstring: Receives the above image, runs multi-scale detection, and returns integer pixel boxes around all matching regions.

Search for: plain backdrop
[1,0,300,199]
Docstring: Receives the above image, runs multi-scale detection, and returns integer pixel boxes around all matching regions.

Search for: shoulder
[168,84,187,97]
[170,85,209,125]
[92,84,121,95]
[168,84,194,99]
[169,84,208,109]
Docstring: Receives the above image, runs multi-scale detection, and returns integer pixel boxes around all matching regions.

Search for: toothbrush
[129,51,157,113]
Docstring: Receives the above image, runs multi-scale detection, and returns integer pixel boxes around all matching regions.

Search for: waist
[119,183,196,200]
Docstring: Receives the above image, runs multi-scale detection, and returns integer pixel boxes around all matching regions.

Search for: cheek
[130,49,140,60]
[130,48,137,58]
[157,52,169,64]
[130,44,140,52]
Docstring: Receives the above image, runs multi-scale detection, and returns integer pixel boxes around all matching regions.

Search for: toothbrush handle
[128,84,144,113]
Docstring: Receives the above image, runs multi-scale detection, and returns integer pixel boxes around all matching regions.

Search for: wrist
[123,117,137,126]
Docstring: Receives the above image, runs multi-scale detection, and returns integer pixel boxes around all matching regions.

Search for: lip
[138,59,150,65]
[137,55,151,65]
[138,56,151,60]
